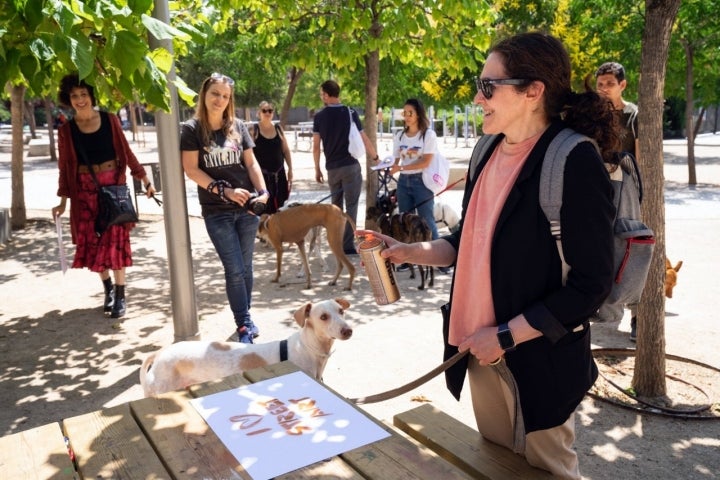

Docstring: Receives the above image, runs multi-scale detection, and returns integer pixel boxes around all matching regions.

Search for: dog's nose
[341,328,353,339]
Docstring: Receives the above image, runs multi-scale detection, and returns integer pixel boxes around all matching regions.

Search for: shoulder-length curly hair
[58,74,96,109]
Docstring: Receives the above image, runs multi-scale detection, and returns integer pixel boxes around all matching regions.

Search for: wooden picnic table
[0,361,473,479]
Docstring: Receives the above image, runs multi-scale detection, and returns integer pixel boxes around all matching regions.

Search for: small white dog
[139,298,353,397]
[434,200,460,233]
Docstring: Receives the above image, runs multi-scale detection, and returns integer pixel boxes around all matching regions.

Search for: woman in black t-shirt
[252,101,293,214]
[180,73,269,344]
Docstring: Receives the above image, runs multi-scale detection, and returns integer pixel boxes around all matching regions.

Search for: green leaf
[69,35,95,79]
[128,0,154,14]
[141,14,191,42]
[29,38,55,62]
[111,30,147,74]
[22,0,45,30]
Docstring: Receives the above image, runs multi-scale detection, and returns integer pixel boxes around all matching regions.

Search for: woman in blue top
[180,73,269,344]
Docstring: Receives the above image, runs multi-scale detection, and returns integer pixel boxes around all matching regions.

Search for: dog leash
[315,187,344,204]
[409,173,467,212]
[348,349,469,405]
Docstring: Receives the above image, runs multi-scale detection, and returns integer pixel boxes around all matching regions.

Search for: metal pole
[151,0,199,342]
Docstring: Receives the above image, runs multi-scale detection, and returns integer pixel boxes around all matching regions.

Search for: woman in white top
[390,98,439,242]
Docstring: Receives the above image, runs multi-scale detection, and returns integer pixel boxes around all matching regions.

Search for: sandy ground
[1,129,719,479]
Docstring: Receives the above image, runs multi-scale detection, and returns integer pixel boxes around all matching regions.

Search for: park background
[2,1,720,478]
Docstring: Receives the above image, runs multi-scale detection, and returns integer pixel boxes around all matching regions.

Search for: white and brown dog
[257,203,356,290]
[139,298,353,397]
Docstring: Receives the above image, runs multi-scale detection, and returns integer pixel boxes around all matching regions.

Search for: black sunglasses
[210,72,235,86]
[261,108,274,113]
[475,77,529,99]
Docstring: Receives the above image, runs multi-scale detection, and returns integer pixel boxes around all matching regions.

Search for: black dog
[366,207,434,290]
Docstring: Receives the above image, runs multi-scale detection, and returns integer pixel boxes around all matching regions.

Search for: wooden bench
[394,404,554,479]
[0,422,76,478]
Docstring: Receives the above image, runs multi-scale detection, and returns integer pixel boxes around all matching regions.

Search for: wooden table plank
[342,434,472,480]
[62,403,170,479]
[0,422,76,479]
[394,404,554,479]
[131,390,249,479]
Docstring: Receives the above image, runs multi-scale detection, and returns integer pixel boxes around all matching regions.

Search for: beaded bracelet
[207,179,233,203]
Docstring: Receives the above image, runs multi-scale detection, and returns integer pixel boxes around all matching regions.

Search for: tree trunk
[281,67,304,129]
[364,48,380,220]
[633,0,681,399]
[682,40,697,186]
[44,97,57,163]
[10,84,27,229]
[23,100,37,139]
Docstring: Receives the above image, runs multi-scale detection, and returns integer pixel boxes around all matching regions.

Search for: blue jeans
[204,210,259,329]
[327,162,362,251]
[397,173,439,240]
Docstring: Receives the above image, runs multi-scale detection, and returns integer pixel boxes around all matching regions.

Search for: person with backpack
[357,32,618,478]
[594,62,645,341]
[312,80,381,255]
[595,62,639,158]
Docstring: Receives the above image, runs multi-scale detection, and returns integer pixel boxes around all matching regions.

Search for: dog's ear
[334,298,350,310]
[674,260,683,272]
[665,257,671,269]
[293,303,312,327]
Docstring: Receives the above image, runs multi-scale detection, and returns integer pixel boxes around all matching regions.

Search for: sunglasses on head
[261,108,274,113]
[210,72,235,86]
[475,77,529,99]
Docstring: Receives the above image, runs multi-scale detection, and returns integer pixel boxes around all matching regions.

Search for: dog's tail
[343,212,357,232]
[139,352,156,397]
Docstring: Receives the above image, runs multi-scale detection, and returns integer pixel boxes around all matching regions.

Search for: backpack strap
[538,128,595,285]
[468,134,501,183]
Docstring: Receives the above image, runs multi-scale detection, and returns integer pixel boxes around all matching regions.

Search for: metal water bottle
[358,234,401,305]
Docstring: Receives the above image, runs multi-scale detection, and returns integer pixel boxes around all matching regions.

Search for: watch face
[498,326,516,351]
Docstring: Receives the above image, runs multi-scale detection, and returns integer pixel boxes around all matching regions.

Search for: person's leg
[110,268,127,318]
[525,414,580,479]
[467,358,516,449]
[469,359,580,478]
[408,175,439,240]
[327,167,344,211]
[341,163,362,252]
[396,174,413,213]
[235,212,260,336]
[204,211,254,341]
[628,303,638,341]
[100,271,114,313]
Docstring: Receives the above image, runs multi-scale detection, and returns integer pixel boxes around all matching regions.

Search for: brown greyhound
[257,203,356,290]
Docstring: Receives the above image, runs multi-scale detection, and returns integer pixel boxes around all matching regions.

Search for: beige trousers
[467,359,581,479]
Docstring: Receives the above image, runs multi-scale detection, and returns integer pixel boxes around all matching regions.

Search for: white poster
[55,215,67,274]
[190,370,390,479]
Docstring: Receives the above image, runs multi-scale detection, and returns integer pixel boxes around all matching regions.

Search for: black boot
[630,316,637,342]
[111,285,126,318]
[103,278,114,314]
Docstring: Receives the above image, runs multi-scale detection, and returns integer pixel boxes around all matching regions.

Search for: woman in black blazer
[357,32,618,478]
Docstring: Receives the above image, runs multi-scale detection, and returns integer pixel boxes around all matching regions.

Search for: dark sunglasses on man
[475,77,529,99]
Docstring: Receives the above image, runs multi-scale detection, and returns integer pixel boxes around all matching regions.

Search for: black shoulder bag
[70,119,138,237]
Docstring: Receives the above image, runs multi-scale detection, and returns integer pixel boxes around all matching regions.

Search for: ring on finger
[489,357,502,366]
